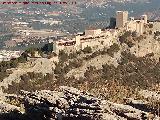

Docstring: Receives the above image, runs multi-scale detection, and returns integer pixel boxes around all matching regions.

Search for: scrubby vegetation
[106,43,120,57]
[3,72,54,94]
[41,43,53,54]
[119,31,136,47]
[82,46,92,53]
[3,43,121,93]
[1,36,160,115]
[0,53,28,82]
[148,23,153,28]
[154,31,160,40]
[54,58,83,75]
[119,31,132,43]
[4,51,160,96]
[83,43,120,60]
[25,47,38,57]
[0,42,55,82]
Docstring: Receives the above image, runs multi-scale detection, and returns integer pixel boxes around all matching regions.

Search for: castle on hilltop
[116,11,148,35]
[50,11,150,54]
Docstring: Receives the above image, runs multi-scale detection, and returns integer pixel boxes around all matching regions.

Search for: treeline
[25,43,54,57]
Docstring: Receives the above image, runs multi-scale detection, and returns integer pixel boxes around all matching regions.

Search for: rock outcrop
[0,86,159,120]
[0,101,20,113]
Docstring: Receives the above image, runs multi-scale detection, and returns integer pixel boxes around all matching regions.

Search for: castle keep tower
[116,11,128,28]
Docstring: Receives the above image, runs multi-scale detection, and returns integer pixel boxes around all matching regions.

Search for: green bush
[131,31,137,37]
[119,31,132,43]
[54,64,63,74]
[107,43,120,57]
[41,43,53,53]
[148,23,153,28]
[68,53,78,59]
[69,59,83,68]
[59,50,68,62]
[26,47,38,57]
[126,41,135,48]
[154,31,160,36]
[20,74,30,81]
[149,30,152,35]
[82,46,92,54]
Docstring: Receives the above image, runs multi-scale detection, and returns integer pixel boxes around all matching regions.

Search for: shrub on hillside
[148,23,153,28]
[54,63,63,75]
[119,31,132,43]
[131,31,137,37]
[41,43,53,53]
[149,30,152,35]
[59,50,68,62]
[107,43,120,57]
[69,59,83,68]
[26,47,38,57]
[154,31,160,36]
[83,55,92,61]
[82,46,92,54]
[126,41,135,48]
[20,74,30,81]
[68,53,78,59]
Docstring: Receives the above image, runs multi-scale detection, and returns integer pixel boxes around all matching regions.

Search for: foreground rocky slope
[0,86,159,120]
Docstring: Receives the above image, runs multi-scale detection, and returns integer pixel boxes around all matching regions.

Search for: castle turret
[116,11,128,28]
[75,35,81,50]
[141,15,148,24]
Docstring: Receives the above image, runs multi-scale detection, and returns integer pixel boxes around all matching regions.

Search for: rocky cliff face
[0,86,159,120]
